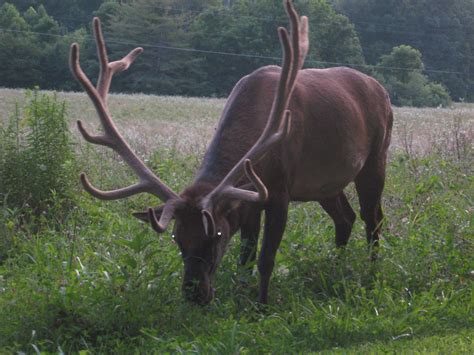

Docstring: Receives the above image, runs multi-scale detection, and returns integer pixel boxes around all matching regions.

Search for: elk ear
[202,210,216,237]
[133,205,165,222]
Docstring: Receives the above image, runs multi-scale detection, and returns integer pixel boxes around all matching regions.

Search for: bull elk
[70,0,392,305]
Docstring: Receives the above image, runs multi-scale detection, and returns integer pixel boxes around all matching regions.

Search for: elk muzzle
[182,260,215,305]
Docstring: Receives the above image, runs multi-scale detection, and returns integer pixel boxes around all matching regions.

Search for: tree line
[0,0,472,106]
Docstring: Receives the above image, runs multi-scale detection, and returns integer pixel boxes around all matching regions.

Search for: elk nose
[183,281,214,305]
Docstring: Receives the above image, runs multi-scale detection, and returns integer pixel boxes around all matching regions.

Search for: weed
[0,89,76,217]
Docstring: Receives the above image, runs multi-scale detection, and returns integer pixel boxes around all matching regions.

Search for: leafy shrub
[425,82,453,107]
[0,89,76,216]
[376,45,452,107]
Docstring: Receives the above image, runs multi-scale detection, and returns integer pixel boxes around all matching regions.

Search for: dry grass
[0,89,223,157]
[1,88,472,159]
[392,106,473,159]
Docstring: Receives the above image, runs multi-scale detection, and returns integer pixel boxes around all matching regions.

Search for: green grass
[0,89,473,353]
[330,330,474,353]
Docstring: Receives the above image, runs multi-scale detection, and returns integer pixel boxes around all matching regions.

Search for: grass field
[0,88,473,353]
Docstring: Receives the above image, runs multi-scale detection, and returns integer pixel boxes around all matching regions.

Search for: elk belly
[289,158,365,201]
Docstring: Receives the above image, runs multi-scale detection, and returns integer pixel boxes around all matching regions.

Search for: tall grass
[0,89,76,213]
[0,89,77,262]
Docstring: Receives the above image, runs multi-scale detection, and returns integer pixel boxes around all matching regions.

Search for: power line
[0,27,465,75]
[48,16,474,62]
[352,19,468,32]
[53,14,468,42]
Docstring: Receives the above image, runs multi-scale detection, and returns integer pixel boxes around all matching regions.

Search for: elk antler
[71,18,180,231]
[201,0,309,234]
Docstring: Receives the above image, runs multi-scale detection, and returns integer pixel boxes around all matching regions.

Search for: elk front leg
[239,207,262,274]
[258,192,289,304]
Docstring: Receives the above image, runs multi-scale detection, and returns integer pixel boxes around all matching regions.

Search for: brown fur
[185,65,393,303]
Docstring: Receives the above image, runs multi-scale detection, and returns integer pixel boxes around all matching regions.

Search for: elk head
[70,0,308,305]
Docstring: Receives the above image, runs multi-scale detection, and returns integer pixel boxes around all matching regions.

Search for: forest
[0,0,473,105]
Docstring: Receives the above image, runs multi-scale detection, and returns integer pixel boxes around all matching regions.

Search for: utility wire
[52,13,470,41]
[351,19,469,32]
[50,17,474,62]
[0,27,465,75]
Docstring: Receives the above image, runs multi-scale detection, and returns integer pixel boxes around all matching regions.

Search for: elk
[70,0,392,305]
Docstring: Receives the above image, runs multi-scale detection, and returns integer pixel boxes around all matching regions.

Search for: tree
[305,0,365,66]
[0,2,29,30]
[98,0,220,95]
[39,28,88,91]
[191,0,365,96]
[378,44,424,82]
[0,0,105,30]
[23,5,60,36]
[0,3,87,90]
[93,0,122,27]
[332,0,474,101]
[0,3,42,87]
[376,45,451,107]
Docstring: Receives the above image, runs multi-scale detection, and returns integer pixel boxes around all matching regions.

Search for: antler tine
[80,173,147,200]
[298,16,309,67]
[93,18,143,102]
[147,202,177,234]
[70,19,180,203]
[201,0,306,218]
[94,17,109,95]
[285,0,309,95]
[218,158,269,203]
[77,120,112,146]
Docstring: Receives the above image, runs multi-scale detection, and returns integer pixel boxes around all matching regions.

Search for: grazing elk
[70,0,392,305]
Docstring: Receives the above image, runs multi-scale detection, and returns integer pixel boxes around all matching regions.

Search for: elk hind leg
[355,161,386,260]
[319,192,356,247]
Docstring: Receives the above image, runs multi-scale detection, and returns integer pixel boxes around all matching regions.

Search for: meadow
[0,88,472,353]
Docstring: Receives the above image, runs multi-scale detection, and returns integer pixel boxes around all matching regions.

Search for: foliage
[376,46,452,107]
[332,0,474,101]
[0,3,41,87]
[0,2,29,30]
[0,149,471,352]
[190,0,365,96]
[100,0,363,96]
[100,0,218,96]
[0,3,87,90]
[0,89,76,215]
[1,0,363,97]
[0,0,104,29]
[23,4,60,35]
[378,45,424,81]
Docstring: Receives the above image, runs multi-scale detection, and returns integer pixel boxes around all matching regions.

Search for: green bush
[0,89,76,216]
[376,45,452,107]
[425,82,453,107]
